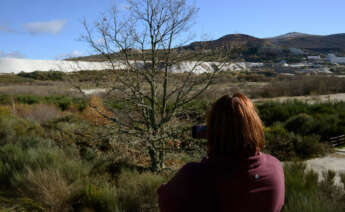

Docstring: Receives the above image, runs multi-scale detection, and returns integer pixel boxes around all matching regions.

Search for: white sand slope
[0,58,264,74]
[0,58,112,73]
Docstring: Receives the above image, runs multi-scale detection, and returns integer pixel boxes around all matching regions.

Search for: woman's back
[158,152,284,212]
[213,153,284,212]
[158,93,285,212]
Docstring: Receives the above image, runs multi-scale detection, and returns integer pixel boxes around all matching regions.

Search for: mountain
[73,32,345,62]
[267,32,312,41]
[266,32,345,52]
[183,32,345,52]
[182,32,345,56]
[183,34,274,51]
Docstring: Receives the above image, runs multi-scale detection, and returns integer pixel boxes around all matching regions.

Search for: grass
[0,72,344,210]
[0,135,343,211]
[71,182,118,212]
[0,74,34,84]
[0,94,86,111]
[283,162,345,212]
[0,134,163,211]
[0,99,164,211]
[116,170,164,211]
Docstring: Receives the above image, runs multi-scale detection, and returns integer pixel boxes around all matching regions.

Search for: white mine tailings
[0,58,263,74]
[0,58,112,73]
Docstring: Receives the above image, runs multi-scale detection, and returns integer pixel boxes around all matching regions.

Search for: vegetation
[18,71,65,81]
[283,162,345,212]
[0,103,164,211]
[258,101,345,140]
[0,88,342,210]
[0,94,86,111]
[254,76,345,98]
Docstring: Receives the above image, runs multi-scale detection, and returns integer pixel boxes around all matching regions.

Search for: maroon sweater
[158,152,285,212]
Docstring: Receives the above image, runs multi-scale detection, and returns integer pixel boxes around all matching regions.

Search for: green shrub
[43,95,86,111]
[0,74,34,84]
[0,136,90,189]
[18,71,65,81]
[259,101,345,141]
[0,116,16,144]
[265,124,327,160]
[0,114,44,145]
[258,101,308,126]
[16,95,40,104]
[0,196,44,211]
[264,123,298,161]
[116,170,164,212]
[311,114,341,140]
[0,94,87,111]
[0,138,63,188]
[295,135,326,159]
[71,182,118,212]
[0,95,13,104]
[284,113,315,135]
[0,133,92,211]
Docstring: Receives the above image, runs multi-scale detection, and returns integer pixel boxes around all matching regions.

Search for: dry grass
[20,168,73,212]
[251,76,345,98]
[13,104,62,124]
[82,95,113,126]
[0,84,72,97]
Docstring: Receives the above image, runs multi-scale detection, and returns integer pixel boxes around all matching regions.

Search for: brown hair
[207,93,264,158]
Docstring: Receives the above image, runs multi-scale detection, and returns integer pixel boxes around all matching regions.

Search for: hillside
[266,32,345,53]
[183,32,345,54]
[71,32,345,62]
[183,34,273,50]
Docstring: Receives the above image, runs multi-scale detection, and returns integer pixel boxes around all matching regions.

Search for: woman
[158,93,285,212]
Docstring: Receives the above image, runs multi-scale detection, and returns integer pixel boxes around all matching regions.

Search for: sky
[1,0,345,60]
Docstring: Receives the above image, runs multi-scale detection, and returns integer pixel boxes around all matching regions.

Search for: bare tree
[82,0,228,171]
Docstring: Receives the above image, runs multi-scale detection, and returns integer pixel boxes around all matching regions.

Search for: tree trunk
[149,147,164,172]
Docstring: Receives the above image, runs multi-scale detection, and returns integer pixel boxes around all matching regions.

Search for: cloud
[55,50,84,60]
[23,20,67,35]
[0,50,25,58]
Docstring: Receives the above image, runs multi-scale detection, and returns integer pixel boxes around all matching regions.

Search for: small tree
[82,0,228,171]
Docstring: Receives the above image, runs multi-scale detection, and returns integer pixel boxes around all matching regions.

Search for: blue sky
[1,0,344,60]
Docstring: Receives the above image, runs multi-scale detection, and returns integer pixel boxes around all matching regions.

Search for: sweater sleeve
[157,163,199,212]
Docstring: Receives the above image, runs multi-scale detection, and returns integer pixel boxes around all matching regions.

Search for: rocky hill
[71,32,345,62]
[266,32,345,53]
[183,34,274,51]
[183,32,345,54]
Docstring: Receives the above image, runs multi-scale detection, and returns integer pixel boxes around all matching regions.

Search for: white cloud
[0,50,25,58]
[23,20,67,35]
[55,50,84,60]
